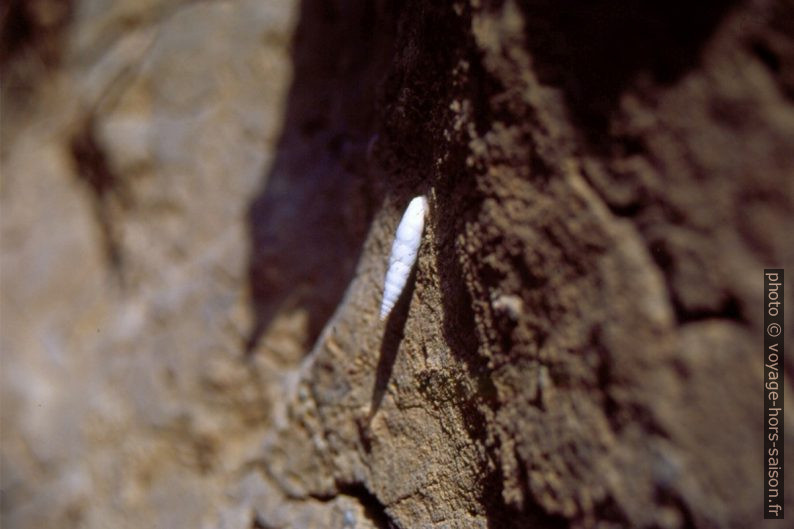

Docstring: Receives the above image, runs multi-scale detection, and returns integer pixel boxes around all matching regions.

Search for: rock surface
[2,0,793,528]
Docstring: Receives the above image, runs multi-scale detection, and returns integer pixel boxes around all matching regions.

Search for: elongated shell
[380,195,427,320]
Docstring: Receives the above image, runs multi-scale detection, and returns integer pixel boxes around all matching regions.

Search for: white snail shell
[380,195,427,320]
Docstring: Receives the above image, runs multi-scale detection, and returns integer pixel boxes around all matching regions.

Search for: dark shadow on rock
[70,117,128,280]
[1,0,75,69]
[433,191,568,529]
[430,40,571,529]
[433,160,572,529]
[245,0,395,358]
[516,0,739,143]
[368,263,417,422]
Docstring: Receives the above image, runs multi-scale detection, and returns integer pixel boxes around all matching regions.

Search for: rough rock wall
[1,0,793,528]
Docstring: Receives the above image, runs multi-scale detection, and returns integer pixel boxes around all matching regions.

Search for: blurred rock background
[1,1,793,528]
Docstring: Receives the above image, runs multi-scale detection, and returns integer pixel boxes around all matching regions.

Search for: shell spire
[380,195,427,320]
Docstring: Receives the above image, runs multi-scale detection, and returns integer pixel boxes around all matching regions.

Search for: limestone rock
[2,1,792,528]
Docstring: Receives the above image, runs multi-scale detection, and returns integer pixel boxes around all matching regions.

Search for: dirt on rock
[2,1,793,528]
